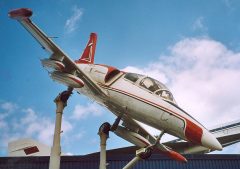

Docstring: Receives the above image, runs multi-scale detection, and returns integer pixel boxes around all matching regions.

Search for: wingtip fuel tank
[9,8,32,20]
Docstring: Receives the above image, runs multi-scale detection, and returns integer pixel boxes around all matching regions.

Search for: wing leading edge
[9,8,106,97]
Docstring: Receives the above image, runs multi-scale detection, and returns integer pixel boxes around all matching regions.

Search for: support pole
[122,156,141,169]
[122,148,152,169]
[49,88,72,169]
[98,122,111,169]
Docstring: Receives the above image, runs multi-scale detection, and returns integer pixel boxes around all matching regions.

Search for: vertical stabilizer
[76,33,97,64]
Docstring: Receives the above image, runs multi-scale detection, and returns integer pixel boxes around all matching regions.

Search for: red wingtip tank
[8,8,32,20]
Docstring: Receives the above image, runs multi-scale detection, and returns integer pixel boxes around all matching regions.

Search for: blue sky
[1,0,240,156]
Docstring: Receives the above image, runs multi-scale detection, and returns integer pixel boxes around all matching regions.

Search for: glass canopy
[124,73,176,104]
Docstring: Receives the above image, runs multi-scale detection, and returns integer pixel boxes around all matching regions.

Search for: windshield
[124,73,177,104]
[139,77,176,104]
[155,90,174,102]
[124,73,144,83]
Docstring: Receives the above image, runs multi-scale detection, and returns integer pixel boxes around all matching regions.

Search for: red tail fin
[76,33,97,64]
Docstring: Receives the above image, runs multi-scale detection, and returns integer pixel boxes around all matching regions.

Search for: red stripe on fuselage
[102,85,203,144]
[185,120,203,144]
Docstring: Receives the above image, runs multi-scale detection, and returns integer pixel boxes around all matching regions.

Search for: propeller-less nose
[201,129,222,151]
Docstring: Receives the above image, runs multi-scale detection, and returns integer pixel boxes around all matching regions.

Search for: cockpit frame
[124,73,177,104]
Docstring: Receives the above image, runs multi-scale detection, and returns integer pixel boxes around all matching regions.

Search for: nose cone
[201,129,222,151]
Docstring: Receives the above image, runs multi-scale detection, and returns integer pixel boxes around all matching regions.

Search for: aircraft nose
[201,129,222,151]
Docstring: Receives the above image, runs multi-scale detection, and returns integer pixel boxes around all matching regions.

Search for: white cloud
[71,102,104,120]
[24,116,72,145]
[62,118,73,134]
[1,102,17,112]
[123,37,240,128]
[0,102,17,120]
[37,121,55,145]
[192,17,208,33]
[21,108,37,125]
[0,101,80,156]
[18,108,54,144]
[65,6,83,33]
[22,109,73,145]
[0,106,74,147]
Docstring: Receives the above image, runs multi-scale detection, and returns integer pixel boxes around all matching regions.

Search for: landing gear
[98,114,156,169]
[149,130,165,148]
[49,87,73,169]
[122,130,165,169]
[110,115,122,131]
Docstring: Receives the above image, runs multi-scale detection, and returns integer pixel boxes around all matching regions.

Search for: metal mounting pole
[98,122,111,169]
[49,88,73,169]
[122,156,141,169]
[122,148,152,169]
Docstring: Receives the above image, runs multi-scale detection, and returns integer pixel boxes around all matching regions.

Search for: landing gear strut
[49,87,73,169]
[98,115,154,169]
[123,130,165,169]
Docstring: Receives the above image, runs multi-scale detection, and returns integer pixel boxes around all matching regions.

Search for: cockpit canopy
[124,73,176,104]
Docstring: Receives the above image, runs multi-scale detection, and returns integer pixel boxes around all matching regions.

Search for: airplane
[9,8,223,163]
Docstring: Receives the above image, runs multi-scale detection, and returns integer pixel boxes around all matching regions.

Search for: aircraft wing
[121,117,157,144]
[119,116,187,162]
[9,8,106,97]
[118,118,240,155]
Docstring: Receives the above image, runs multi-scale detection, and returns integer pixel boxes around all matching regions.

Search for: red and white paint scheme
[9,8,222,162]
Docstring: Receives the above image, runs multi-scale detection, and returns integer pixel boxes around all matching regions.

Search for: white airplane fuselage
[73,64,222,151]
